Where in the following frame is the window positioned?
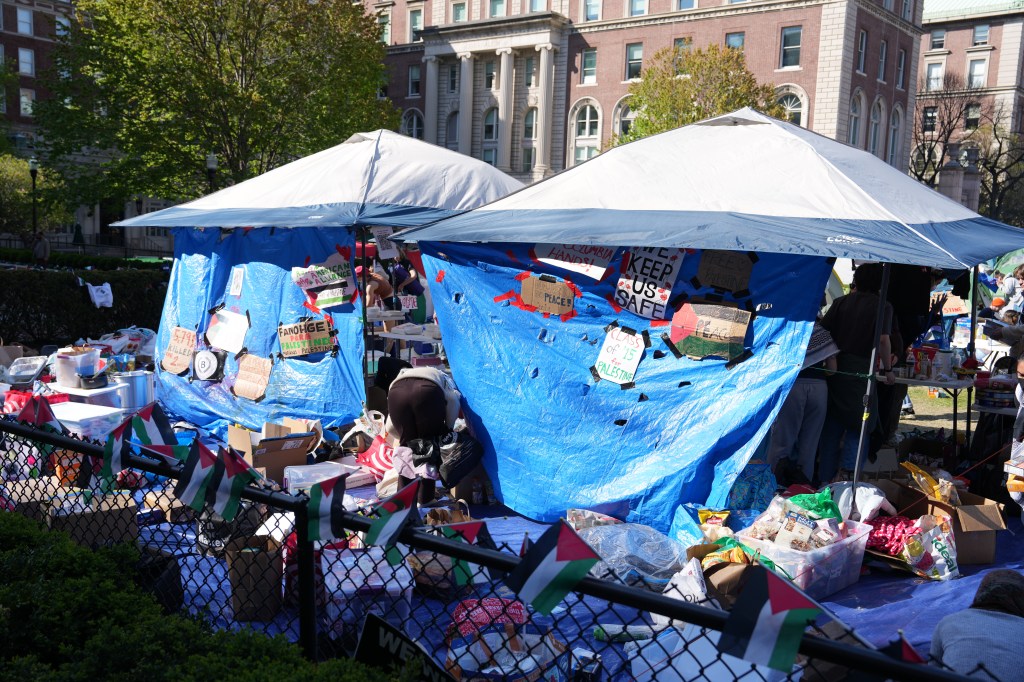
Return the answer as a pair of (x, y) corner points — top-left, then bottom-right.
(522, 148), (536, 172)
(401, 110), (424, 139)
(56, 16), (70, 36)
(581, 48), (597, 84)
(525, 57), (536, 87)
(974, 24), (990, 46)
(408, 9), (422, 42)
(378, 13), (390, 44)
(616, 103), (636, 136)
(446, 112), (459, 147)
(726, 32), (745, 51)
(896, 49), (906, 89)
(483, 108), (499, 140)
(573, 104), (600, 164)
(926, 63), (943, 91)
(883, 0), (893, 9)
(448, 64), (459, 92)
(778, 93), (803, 126)
(930, 30), (945, 50)
(19, 89), (34, 116)
(857, 30), (867, 72)
(530, 0), (545, 10)
(677, 0), (695, 8)
(923, 106), (937, 133)
(629, 0), (647, 16)
(17, 8), (32, 35)
(969, 59), (986, 88)
(868, 100), (883, 156)
(901, 0), (912, 21)
(18, 48), (34, 77)
(887, 109), (902, 167)
(490, 0), (506, 17)
(848, 94), (862, 146)
(625, 43), (642, 80)
(408, 65), (421, 96)
(482, 149), (497, 165)
(452, 1), (467, 21)
(780, 27), (801, 68)
(674, 37), (693, 52)
(966, 103), (981, 130)
(584, 0), (600, 21)
(524, 108), (538, 139)
(485, 61), (497, 89)
(877, 40), (887, 81)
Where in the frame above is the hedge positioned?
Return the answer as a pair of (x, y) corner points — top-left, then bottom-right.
(0, 269), (169, 349)
(0, 247), (168, 271)
(0, 512), (400, 682)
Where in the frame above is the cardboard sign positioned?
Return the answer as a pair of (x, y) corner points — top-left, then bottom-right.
(614, 247), (685, 320)
(371, 226), (400, 260)
(400, 295), (419, 311)
(696, 250), (755, 294)
(228, 266), (245, 297)
(534, 243), (615, 280)
(670, 301), (751, 361)
(278, 319), (335, 357)
(234, 354), (272, 402)
(309, 285), (354, 309)
(931, 292), (968, 317)
(161, 326), (196, 375)
(292, 252), (354, 290)
(206, 309), (249, 354)
(356, 614), (454, 682)
(594, 326), (644, 384)
(521, 275), (576, 316)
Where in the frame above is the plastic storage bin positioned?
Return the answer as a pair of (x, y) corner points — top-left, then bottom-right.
(322, 547), (413, 646)
(50, 402), (125, 440)
(736, 520), (871, 599)
(283, 461), (364, 494)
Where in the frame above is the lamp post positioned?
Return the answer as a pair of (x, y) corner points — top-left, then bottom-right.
(205, 152), (218, 193)
(28, 157), (38, 236)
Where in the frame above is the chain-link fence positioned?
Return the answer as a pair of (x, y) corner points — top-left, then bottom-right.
(0, 416), (994, 681)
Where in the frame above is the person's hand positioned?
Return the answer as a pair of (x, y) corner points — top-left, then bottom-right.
(883, 368), (895, 385)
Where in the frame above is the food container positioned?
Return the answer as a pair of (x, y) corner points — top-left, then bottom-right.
(6, 356), (48, 386)
(110, 370), (155, 410)
(50, 402), (125, 440)
(56, 347), (101, 388)
(283, 461), (366, 494)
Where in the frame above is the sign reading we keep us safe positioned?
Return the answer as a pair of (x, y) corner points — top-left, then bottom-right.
(613, 247), (685, 320)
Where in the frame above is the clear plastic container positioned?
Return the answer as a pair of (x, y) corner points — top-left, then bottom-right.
(6, 356), (47, 385)
(283, 461), (361, 494)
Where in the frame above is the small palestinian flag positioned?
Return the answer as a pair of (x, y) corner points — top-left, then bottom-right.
(137, 442), (192, 465)
(173, 442), (219, 512)
(308, 473), (350, 542)
(364, 479), (419, 563)
(880, 632), (926, 664)
(207, 447), (257, 522)
(131, 402), (176, 446)
(718, 566), (821, 672)
(440, 521), (497, 585)
(17, 395), (65, 434)
(503, 519), (600, 615)
(98, 418), (133, 481)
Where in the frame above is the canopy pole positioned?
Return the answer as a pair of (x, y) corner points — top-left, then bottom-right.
(849, 263), (891, 522)
(361, 226), (370, 381)
(966, 265), (978, 452)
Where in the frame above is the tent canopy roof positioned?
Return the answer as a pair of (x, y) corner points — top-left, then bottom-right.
(395, 108), (1024, 270)
(114, 130), (523, 230)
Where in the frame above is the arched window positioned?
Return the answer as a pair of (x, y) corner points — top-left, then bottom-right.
(614, 100), (637, 137)
(572, 103), (600, 165)
(778, 93), (803, 127)
(848, 94), (862, 147)
(446, 111), (459, 150)
(483, 108), (499, 141)
(401, 110), (424, 139)
(887, 108), (902, 168)
(868, 100), (884, 156)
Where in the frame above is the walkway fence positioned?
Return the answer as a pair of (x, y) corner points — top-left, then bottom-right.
(0, 416), (992, 681)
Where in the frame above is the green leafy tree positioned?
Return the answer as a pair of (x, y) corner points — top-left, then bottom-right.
(614, 44), (785, 146)
(0, 155), (71, 238)
(34, 0), (400, 208)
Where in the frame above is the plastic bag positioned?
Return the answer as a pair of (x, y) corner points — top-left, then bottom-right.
(653, 557), (717, 626)
(829, 482), (897, 522)
(786, 489), (842, 520)
(579, 523), (688, 589)
(900, 514), (959, 581)
(567, 508), (622, 531)
(726, 459), (777, 512)
(901, 461), (961, 505)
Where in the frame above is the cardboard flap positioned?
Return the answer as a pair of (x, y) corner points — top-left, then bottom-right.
(955, 493), (1007, 531)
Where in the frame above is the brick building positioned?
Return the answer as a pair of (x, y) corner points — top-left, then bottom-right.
(366, 0), (924, 184)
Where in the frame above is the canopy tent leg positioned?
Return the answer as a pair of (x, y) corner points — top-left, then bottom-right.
(966, 265), (978, 453)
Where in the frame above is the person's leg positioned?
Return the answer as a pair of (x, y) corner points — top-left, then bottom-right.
(794, 379), (828, 482)
(816, 412), (844, 485)
(766, 383), (805, 472)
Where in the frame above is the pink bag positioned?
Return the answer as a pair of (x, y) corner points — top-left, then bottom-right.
(357, 435), (394, 480)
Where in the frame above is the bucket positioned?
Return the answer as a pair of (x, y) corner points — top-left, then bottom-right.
(111, 370), (155, 410)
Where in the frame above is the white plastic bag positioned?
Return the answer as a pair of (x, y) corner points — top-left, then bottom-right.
(830, 482), (897, 522)
(86, 282), (113, 308)
(652, 558), (719, 627)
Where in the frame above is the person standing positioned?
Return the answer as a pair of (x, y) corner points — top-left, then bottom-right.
(32, 233), (50, 267)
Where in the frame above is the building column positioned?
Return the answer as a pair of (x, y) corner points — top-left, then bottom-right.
(423, 56), (439, 144)
(496, 48), (514, 172)
(458, 53), (474, 156)
(536, 43), (555, 175)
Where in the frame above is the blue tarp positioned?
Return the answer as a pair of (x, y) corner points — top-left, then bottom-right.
(156, 226), (364, 438)
(419, 242), (832, 537)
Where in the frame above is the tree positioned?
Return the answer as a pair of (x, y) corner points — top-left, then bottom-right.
(34, 0), (400, 208)
(969, 102), (1024, 226)
(0, 155), (72, 238)
(910, 72), (976, 186)
(613, 44), (785, 146)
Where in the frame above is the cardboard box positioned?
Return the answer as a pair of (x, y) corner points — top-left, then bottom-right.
(144, 488), (196, 524)
(225, 535), (282, 621)
(3, 475), (65, 522)
(872, 479), (1006, 564)
(46, 491), (138, 549)
(227, 419), (320, 484)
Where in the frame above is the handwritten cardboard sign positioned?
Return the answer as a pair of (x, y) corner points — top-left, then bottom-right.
(613, 247), (685, 320)
(931, 292), (968, 317)
(206, 309), (249, 354)
(695, 250), (755, 293)
(371, 226), (400, 260)
(161, 326), (195, 375)
(534, 243), (615, 280)
(278, 319), (335, 358)
(670, 301), (751, 361)
(594, 326), (644, 384)
(234, 354), (272, 402)
(292, 253), (353, 290)
(400, 295), (419, 311)
(521, 275), (576, 316)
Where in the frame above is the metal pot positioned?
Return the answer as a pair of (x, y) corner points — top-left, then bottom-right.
(111, 370), (155, 410)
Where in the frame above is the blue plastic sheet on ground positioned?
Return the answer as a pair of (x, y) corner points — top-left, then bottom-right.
(156, 227), (365, 439)
(419, 242), (831, 535)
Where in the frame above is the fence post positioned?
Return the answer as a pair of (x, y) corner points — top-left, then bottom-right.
(294, 503), (318, 661)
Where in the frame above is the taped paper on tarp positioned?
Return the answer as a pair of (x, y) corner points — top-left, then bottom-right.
(418, 241), (829, 534)
(155, 226), (364, 439)
(161, 326), (195, 375)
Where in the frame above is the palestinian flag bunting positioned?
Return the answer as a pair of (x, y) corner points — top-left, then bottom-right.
(717, 566), (821, 672)
(440, 521), (497, 585)
(308, 473), (349, 542)
(98, 418), (133, 481)
(137, 443), (192, 465)
(879, 632), (925, 664)
(503, 519), (600, 615)
(207, 447), (257, 522)
(173, 442), (219, 512)
(364, 479), (420, 549)
(131, 403), (176, 446)
(17, 395), (64, 433)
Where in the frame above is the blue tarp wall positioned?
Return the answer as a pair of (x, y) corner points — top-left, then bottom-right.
(419, 242), (832, 538)
(156, 226), (365, 438)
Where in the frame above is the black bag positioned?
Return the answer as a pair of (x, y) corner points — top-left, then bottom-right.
(437, 430), (484, 488)
(408, 437), (442, 467)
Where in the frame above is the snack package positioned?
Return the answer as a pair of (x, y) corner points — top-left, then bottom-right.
(899, 514), (959, 581)
(700, 524), (734, 543)
(567, 508), (622, 531)
(810, 518), (842, 549)
(700, 543), (749, 570)
(698, 509), (730, 526)
(773, 511), (816, 551)
(901, 461), (962, 505)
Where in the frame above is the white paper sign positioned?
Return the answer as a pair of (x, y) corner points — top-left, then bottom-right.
(534, 243), (616, 280)
(228, 266), (245, 297)
(372, 226), (400, 260)
(205, 309), (249, 354)
(613, 247), (685, 320)
(400, 295), (418, 311)
(291, 252), (353, 290)
(594, 326), (644, 385)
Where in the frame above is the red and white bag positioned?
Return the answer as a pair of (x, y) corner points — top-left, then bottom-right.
(356, 435), (394, 481)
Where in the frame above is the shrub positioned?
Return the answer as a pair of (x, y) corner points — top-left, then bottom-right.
(0, 247), (168, 271)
